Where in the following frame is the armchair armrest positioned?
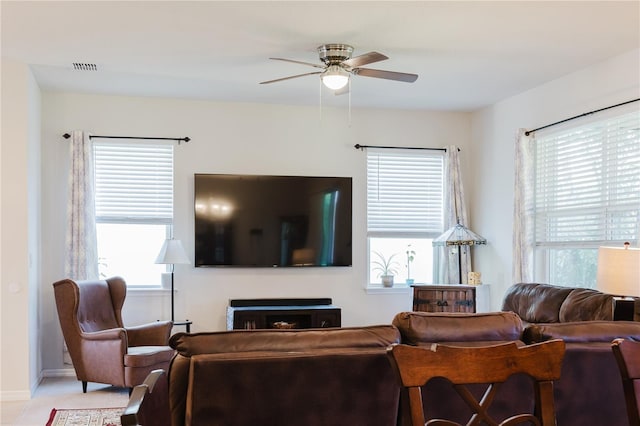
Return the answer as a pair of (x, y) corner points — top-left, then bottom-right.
(77, 328), (128, 382)
(121, 369), (170, 426)
(127, 321), (172, 346)
(82, 328), (127, 341)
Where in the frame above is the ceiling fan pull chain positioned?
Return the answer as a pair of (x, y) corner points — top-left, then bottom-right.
(319, 78), (323, 122)
(348, 79), (352, 127)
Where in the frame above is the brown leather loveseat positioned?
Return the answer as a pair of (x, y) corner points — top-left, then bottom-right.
(394, 309), (640, 426)
(501, 282), (617, 324)
(166, 325), (401, 426)
(502, 282), (640, 425)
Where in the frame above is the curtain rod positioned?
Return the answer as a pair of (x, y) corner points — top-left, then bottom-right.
(354, 144), (459, 152)
(524, 98), (640, 136)
(63, 133), (191, 144)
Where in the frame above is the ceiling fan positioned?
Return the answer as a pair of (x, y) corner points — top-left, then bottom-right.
(259, 43), (418, 91)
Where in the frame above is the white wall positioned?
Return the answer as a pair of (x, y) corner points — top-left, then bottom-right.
(40, 93), (471, 371)
(469, 49), (640, 310)
(1, 60), (41, 400)
(9, 47), (637, 388)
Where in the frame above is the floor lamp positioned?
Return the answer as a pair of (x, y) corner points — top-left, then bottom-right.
(155, 238), (190, 323)
(433, 223), (487, 284)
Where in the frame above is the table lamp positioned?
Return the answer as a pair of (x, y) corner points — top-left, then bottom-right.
(155, 238), (190, 322)
(597, 242), (639, 321)
(597, 242), (640, 298)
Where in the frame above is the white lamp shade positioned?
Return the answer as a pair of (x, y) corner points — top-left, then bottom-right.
(596, 245), (640, 297)
(321, 65), (349, 90)
(155, 239), (190, 265)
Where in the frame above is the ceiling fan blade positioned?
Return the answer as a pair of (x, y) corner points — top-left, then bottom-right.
(342, 52), (388, 68)
(259, 71), (322, 85)
(353, 68), (418, 83)
(269, 57), (325, 69)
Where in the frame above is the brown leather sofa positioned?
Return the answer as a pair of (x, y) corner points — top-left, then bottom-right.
(500, 282), (640, 425)
(167, 325), (401, 426)
(501, 282), (617, 324)
(523, 319), (640, 425)
(394, 310), (640, 426)
(391, 311), (534, 425)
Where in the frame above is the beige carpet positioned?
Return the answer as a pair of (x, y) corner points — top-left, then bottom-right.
(46, 408), (123, 426)
(2, 376), (129, 426)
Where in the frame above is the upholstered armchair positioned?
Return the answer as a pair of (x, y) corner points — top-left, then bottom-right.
(53, 276), (175, 393)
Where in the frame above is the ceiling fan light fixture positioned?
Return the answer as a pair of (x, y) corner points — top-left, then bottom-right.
(321, 65), (349, 90)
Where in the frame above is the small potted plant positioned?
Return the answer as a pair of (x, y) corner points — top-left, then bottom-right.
(405, 245), (416, 284)
(372, 251), (400, 287)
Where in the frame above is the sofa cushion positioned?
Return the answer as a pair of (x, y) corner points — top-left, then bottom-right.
(501, 283), (573, 323)
(392, 311), (523, 345)
(558, 288), (614, 322)
(169, 325), (400, 356)
(183, 350), (400, 426)
(124, 346), (175, 367)
(523, 321), (640, 344)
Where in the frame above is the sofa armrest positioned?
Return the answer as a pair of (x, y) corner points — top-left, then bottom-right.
(127, 321), (172, 346)
(523, 321), (640, 344)
(121, 369), (170, 426)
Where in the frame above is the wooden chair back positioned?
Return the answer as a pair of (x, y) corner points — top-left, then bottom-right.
(612, 338), (640, 426)
(387, 340), (565, 426)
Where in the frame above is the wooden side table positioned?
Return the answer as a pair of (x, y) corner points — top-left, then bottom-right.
(412, 284), (491, 313)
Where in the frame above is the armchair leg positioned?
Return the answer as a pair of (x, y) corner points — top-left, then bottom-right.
(82, 381), (87, 393)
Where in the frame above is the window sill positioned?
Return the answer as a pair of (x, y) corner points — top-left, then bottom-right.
(365, 285), (412, 295)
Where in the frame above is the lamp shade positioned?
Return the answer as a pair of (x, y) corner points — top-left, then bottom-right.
(321, 65), (349, 90)
(596, 244), (640, 297)
(155, 238), (190, 265)
(432, 223), (487, 247)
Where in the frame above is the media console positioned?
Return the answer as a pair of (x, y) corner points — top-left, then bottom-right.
(226, 298), (341, 330)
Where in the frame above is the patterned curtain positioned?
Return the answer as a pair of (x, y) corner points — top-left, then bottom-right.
(64, 130), (98, 280)
(512, 129), (535, 283)
(435, 145), (470, 284)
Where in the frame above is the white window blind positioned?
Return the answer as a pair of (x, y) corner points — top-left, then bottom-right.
(94, 142), (174, 224)
(367, 149), (444, 235)
(535, 110), (640, 246)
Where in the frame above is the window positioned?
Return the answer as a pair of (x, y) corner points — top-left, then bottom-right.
(94, 142), (174, 287)
(367, 149), (444, 287)
(534, 110), (640, 287)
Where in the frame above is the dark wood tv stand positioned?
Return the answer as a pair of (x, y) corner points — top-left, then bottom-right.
(226, 298), (341, 330)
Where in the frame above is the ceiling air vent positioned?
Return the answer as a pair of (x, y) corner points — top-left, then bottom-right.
(72, 63), (97, 71)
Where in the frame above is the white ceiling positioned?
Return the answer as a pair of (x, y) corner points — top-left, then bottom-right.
(2, 1), (639, 111)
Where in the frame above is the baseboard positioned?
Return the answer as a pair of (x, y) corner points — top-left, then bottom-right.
(1, 369), (75, 401)
(42, 368), (76, 378)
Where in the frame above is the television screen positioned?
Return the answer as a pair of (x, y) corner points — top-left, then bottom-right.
(194, 174), (352, 267)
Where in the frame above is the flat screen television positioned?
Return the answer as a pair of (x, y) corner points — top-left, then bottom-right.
(194, 174), (352, 267)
